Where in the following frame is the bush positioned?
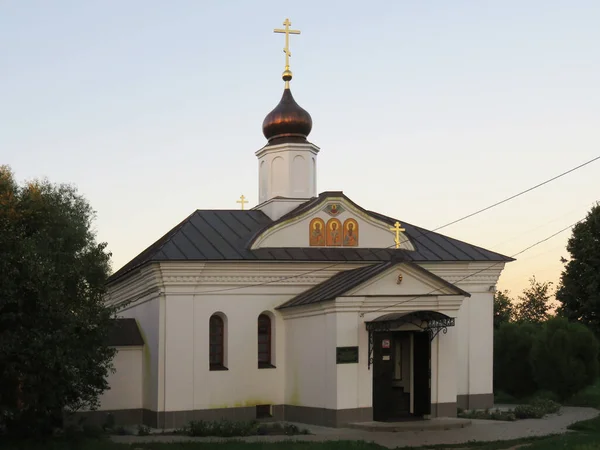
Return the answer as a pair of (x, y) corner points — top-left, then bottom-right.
(458, 408), (516, 421)
(182, 419), (258, 437)
(514, 404), (545, 419)
(530, 398), (561, 415)
(256, 422), (310, 435)
(530, 317), (600, 400)
(494, 322), (539, 397)
(177, 420), (310, 437)
(137, 424), (151, 436)
(567, 378), (600, 408)
(514, 398), (561, 419)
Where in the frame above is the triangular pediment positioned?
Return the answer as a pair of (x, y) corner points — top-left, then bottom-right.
(250, 192), (415, 251)
(277, 261), (469, 310)
(346, 262), (467, 298)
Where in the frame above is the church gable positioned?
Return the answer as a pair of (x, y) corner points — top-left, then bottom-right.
(346, 262), (469, 298)
(250, 192), (415, 251)
(277, 261), (468, 310)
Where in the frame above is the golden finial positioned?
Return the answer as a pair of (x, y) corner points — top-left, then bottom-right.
(389, 221), (406, 249)
(236, 194), (248, 210)
(274, 18), (301, 89)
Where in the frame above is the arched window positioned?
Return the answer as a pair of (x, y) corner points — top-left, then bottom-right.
(258, 314), (273, 368)
(209, 315), (226, 370)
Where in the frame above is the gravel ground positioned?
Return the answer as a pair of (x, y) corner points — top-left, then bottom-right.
(111, 406), (599, 449)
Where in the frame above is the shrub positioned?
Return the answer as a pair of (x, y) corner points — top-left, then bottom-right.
(530, 317), (600, 400)
(137, 424), (151, 436)
(457, 408), (516, 421)
(567, 379), (600, 408)
(183, 419), (258, 437)
(514, 404), (545, 419)
(494, 322), (539, 397)
(256, 422), (309, 435)
(530, 398), (561, 415)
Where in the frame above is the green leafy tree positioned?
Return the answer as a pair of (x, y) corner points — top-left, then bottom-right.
(530, 317), (599, 400)
(0, 165), (116, 437)
(514, 277), (553, 324)
(556, 203), (600, 335)
(494, 322), (538, 397)
(494, 290), (514, 329)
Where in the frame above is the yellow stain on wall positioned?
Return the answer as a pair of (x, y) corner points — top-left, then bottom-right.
(209, 403), (229, 409)
(289, 370), (301, 406)
(210, 398), (273, 409)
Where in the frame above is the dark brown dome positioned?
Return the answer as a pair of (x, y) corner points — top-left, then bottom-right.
(262, 88), (312, 144)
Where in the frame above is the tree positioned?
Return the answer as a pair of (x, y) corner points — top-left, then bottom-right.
(494, 290), (514, 329)
(494, 322), (538, 397)
(530, 317), (599, 400)
(514, 277), (553, 324)
(0, 165), (116, 437)
(556, 203), (600, 335)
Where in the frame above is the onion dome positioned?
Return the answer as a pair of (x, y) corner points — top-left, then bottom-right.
(262, 87), (313, 144)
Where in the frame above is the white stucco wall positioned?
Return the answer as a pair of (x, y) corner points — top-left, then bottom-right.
(163, 292), (287, 411)
(255, 142), (319, 204)
(118, 296), (162, 411)
(419, 262), (503, 401)
(465, 292), (494, 397)
(104, 258), (503, 417)
(284, 313), (337, 409)
(334, 311), (371, 410)
(97, 347), (143, 411)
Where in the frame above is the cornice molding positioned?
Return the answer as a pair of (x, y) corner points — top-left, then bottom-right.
(161, 274), (322, 285)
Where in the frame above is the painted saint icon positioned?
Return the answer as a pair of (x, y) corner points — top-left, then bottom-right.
(326, 218), (342, 246)
(309, 218), (326, 246)
(343, 219), (359, 246)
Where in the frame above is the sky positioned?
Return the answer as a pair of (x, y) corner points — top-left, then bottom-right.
(1, 0), (599, 299)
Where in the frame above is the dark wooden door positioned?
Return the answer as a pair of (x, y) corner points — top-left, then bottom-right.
(372, 331), (394, 421)
(413, 331), (431, 416)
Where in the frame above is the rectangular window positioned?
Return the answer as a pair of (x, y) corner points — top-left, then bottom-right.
(256, 404), (272, 419)
(258, 314), (274, 368)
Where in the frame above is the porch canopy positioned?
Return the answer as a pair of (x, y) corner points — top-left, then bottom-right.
(365, 310), (455, 339)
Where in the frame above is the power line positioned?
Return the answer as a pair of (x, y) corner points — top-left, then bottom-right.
(189, 155), (598, 296)
(429, 155), (599, 233)
(360, 219), (581, 317)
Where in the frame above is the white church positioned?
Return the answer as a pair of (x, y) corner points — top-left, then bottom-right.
(94, 20), (512, 429)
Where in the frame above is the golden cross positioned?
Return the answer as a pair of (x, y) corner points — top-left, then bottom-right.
(274, 18), (300, 87)
(389, 221), (406, 249)
(236, 195), (248, 210)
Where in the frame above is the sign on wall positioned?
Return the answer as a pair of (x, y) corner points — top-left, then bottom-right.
(382, 339), (391, 349)
(336, 346), (359, 364)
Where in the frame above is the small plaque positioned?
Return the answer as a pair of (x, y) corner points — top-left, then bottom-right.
(382, 339), (391, 349)
(382, 355), (391, 361)
(336, 346), (359, 364)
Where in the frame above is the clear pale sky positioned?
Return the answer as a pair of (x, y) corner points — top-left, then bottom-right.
(2, 1), (599, 299)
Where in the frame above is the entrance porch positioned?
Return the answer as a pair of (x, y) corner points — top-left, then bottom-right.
(365, 311), (456, 422)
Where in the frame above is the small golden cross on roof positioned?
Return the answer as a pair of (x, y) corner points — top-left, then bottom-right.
(274, 18), (301, 88)
(389, 221), (406, 249)
(236, 195), (248, 210)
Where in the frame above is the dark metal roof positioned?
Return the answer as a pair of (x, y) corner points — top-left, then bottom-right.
(106, 318), (144, 347)
(277, 262), (394, 309)
(108, 192), (513, 284)
(276, 261), (470, 310)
